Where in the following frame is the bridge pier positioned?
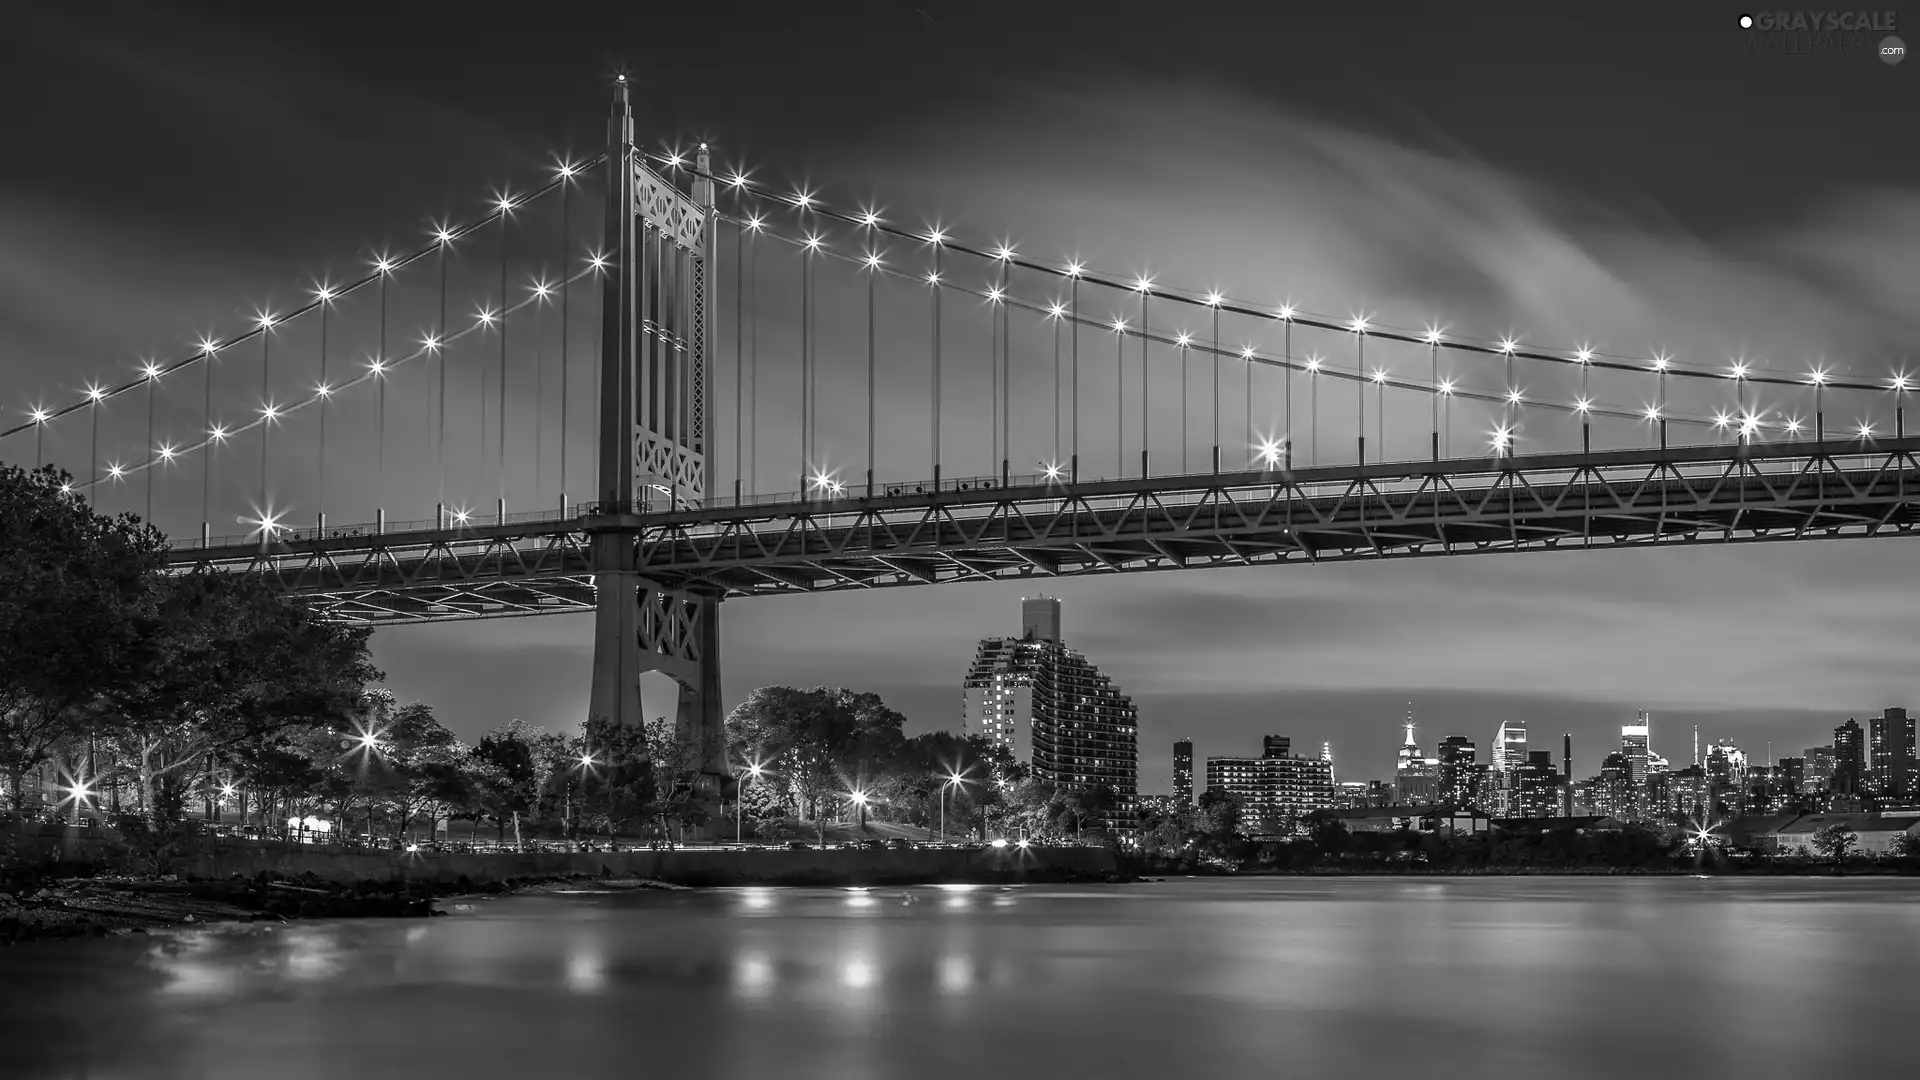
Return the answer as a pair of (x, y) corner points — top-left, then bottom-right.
(587, 524), (727, 838)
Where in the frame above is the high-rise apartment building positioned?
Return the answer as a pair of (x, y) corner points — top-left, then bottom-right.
(1173, 740), (1194, 807)
(1512, 750), (1564, 818)
(1833, 720), (1866, 794)
(1869, 707), (1917, 802)
(1205, 736), (1336, 832)
(962, 597), (1138, 833)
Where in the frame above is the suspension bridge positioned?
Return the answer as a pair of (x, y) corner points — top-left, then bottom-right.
(6, 81), (1919, 803)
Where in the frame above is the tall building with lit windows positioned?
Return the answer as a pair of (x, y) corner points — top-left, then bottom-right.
(1487, 721), (1527, 814)
(1173, 740), (1194, 807)
(1206, 736), (1336, 832)
(962, 597), (1138, 833)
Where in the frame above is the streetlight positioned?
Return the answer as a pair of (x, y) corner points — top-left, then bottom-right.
(848, 789), (870, 830)
(737, 760), (765, 844)
(940, 768), (971, 845)
(568, 748), (596, 846)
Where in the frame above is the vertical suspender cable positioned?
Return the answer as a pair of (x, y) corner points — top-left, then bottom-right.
(1211, 305), (1221, 474)
(931, 243), (943, 487)
(1283, 321), (1293, 470)
(735, 219), (744, 503)
(1116, 324), (1124, 479)
(203, 348), (214, 537)
(1070, 276), (1080, 482)
(377, 268), (387, 520)
(259, 324), (271, 515)
(1139, 290), (1148, 479)
(866, 255), (876, 497)
(560, 179), (571, 512)
(498, 206), (509, 523)
(437, 237), (449, 523)
(318, 296), (328, 530)
(749, 224), (759, 497)
(1181, 339), (1190, 474)
(1000, 259), (1010, 486)
(1051, 303), (1061, 471)
(144, 369), (156, 524)
(801, 240), (812, 495)
(1355, 332), (1365, 467)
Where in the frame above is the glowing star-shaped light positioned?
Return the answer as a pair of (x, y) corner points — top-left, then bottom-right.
(29, 407), (49, 424)
(1892, 374), (1912, 392)
(1372, 369), (1388, 384)
(925, 271), (941, 286)
(452, 509), (472, 525)
(421, 334), (442, 352)
(1729, 362), (1749, 380)
(1275, 304), (1296, 321)
(200, 338), (220, 355)
(1204, 291), (1224, 307)
(588, 251), (610, 270)
(107, 464), (125, 479)
(1807, 368), (1828, 385)
(1423, 327), (1444, 345)
(1047, 302), (1066, 319)
(368, 360), (387, 377)
(665, 154), (685, 169)
(209, 425), (229, 442)
(1712, 412), (1731, 428)
(557, 160), (579, 179)
(158, 445), (176, 460)
(727, 172), (748, 188)
(1857, 422), (1876, 438)
(249, 512), (283, 537)
(1256, 437), (1285, 466)
(314, 383), (332, 398)
(1111, 318), (1128, 333)
(743, 216), (764, 233)
(1064, 260), (1085, 277)
(1490, 427), (1512, 449)
(792, 191), (816, 211)
(1175, 332), (1192, 347)
(1498, 337), (1518, 355)
(142, 363), (163, 379)
(925, 227), (947, 245)
(260, 403), (280, 421)
(1133, 276), (1154, 293)
(1506, 388), (1523, 405)
(1240, 346), (1256, 359)
(1575, 398), (1592, 413)
(1438, 379), (1455, 396)
(863, 252), (882, 269)
(374, 256), (395, 274)
(315, 285), (337, 303)
(85, 385), (106, 402)
(1041, 462), (1063, 480)
(1644, 406), (1662, 421)
(531, 279), (553, 300)
(494, 194), (515, 214)
(1575, 347), (1593, 363)
(1348, 315), (1370, 334)
(986, 287), (1005, 303)
(434, 226), (455, 245)
(256, 313), (276, 330)
(1651, 353), (1671, 372)
(803, 234), (822, 250)
(994, 246), (1016, 262)
(475, 307), (498, 326)
(1304, 356), (1322, 373)
(858, 209), (881, 227)
(1785, 418), (1803, 434)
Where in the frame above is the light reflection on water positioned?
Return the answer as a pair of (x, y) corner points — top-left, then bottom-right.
(1, 877), (1918, 1079)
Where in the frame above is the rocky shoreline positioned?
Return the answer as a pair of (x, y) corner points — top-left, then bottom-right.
(0, 872), (688, 945)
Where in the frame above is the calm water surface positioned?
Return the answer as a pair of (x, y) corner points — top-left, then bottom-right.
(3, 877), (1917, 1079)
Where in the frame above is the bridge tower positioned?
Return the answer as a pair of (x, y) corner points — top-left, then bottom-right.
(585, 78), (726, 822)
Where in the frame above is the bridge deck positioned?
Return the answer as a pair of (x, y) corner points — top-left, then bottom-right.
(166, 440), (1920, 623)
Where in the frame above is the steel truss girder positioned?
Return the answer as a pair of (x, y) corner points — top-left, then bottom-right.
(169, 442), (1920, 623)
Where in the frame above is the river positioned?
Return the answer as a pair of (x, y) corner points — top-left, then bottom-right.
(2, 876), (1916, 1078)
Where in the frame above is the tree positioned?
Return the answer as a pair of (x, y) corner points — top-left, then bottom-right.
(1810, 821), (1858, 862)
(106, 570), (379, 828)
(0, 464), (167, 810)
(724, 686), (909, 844)
(579, 716), (655, 846)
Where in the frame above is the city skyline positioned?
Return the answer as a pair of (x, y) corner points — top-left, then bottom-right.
(6, 8), (1918, 794)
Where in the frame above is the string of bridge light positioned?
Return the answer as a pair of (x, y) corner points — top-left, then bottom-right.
(2, 153), (608, 446)
(729, 214), (1903, 442)
(63, 261), (601, 495)
(657, 151), (1913, 399)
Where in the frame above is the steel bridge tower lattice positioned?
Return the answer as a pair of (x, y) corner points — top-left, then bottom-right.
(585, 79), (725, 818)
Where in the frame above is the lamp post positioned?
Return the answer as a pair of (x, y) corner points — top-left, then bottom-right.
(570, 749), (595, 848)
(940, 769), (970, 844)
(849, 789), (870, 830)
(737, 761), (764, 844)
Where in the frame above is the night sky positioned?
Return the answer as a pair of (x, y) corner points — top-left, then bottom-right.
(6, 3), (1917, 790)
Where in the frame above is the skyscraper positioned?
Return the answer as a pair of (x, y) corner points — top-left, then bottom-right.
(1488, 721), (1527, 815)
(1173, 740), (1194, 807)
(1437, 735), (1479, 807)
(961, 597), (1138, 833)
(1833, 719), (1866, 795)
(1621, 713), (1651, 817)
(1869, 707), (1917, 802)
(1394, 720), (1440, 805)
